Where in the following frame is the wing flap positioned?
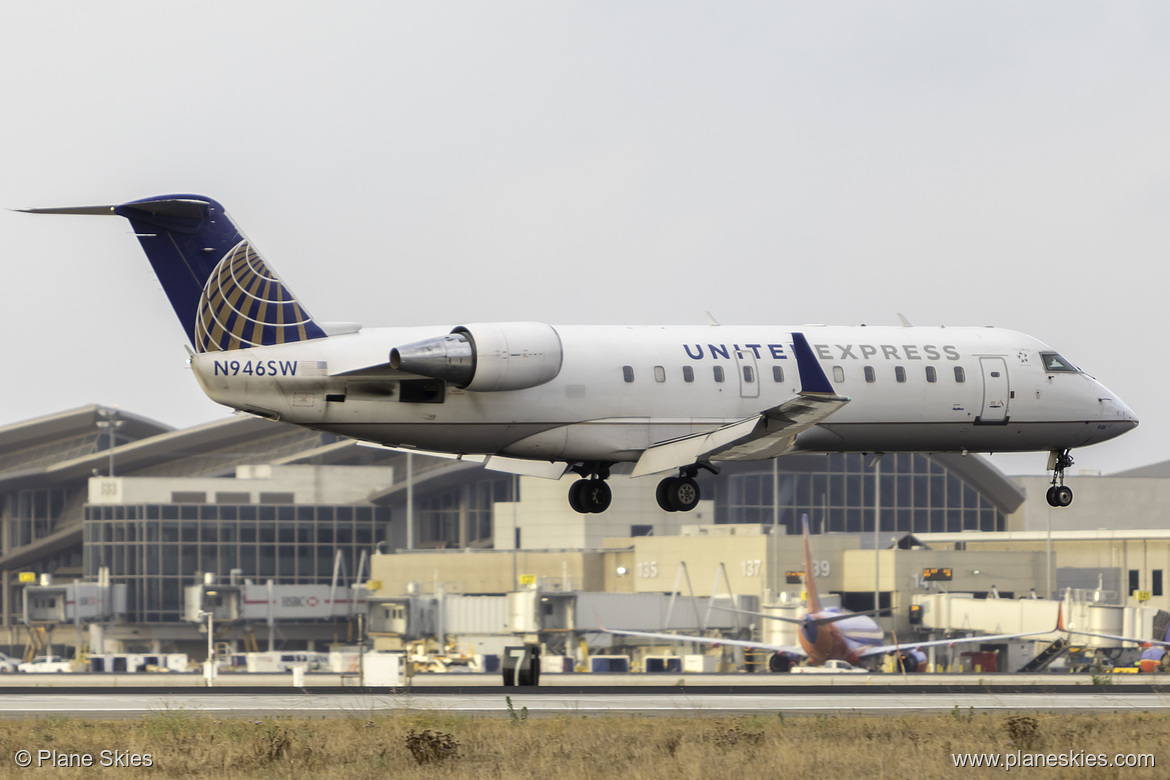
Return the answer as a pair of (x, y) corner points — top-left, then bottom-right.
(631, 416), (760, 477)
(630, 393), (848, 477)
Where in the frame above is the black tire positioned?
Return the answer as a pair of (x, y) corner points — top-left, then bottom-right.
(667, 477), (701, 512)
(568, 480), (589, 514)
(582, 480), (612, 513)
(656, 478), (676, 512)
(1045, 486), (1059, 507)
(1054, 485), (1073, 507)
(768, 652), (794, 673)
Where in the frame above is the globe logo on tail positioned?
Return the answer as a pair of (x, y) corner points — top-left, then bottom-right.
(195, 241), (322, 353)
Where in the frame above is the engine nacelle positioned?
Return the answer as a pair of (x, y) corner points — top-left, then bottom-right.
(390, 322), (563, 392)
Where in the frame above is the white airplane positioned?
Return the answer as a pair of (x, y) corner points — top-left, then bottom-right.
(603, 515), (1062, 672)
(23, 195), (1138, 513)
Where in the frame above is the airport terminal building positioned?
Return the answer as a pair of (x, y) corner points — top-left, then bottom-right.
(0, 404), (1165, 662)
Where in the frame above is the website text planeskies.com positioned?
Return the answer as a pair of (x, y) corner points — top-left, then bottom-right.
(953, 750), (1154, 770)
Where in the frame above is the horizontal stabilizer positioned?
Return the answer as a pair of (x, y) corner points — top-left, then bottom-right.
(17, 204), (116, 216)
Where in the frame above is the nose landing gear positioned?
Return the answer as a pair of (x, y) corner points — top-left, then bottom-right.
(1046, 449), (1074, 507)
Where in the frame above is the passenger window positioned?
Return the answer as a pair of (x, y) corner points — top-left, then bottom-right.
(622, 366), (635, 383)
(713, 366), (725, 383)
(954, 366), (965, 383)
(895, 366), (906, 383)
(682, 366), (694, 383)
(832, 366), (845, 383)
(925, 366), (937, 383)
(864, 366), (875, 383)
(654, 366), (666, 383)
(772, 366), (784, 383)
(742, 366), (754, 383)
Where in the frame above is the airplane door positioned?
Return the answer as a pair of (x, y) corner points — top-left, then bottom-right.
(978, 357), (1009, 423)
(736, 350), (759, 399)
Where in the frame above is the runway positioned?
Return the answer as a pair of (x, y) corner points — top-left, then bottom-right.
(2, 686), (1170, 719)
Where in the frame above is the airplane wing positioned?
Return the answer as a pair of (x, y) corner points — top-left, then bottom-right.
(631, 333), (849, 477)
(857, 628), (1058, 659)
(1057, 606), (1170, 648)
(600, 625), (805, 657)
(858, 604), (1065, 658)
(356, 442), (571, 479)
(1060, 627), (1170, 648)
(713, 604), (889, 626)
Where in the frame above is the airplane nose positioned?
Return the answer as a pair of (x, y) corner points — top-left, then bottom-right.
(1101, 394), (1139, 430)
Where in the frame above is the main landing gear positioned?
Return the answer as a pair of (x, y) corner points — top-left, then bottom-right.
(568, 464), (612, 514)
(1046, 449), (1074, 508)
(565, 462), (716, 514)
(655, 463), (718, 513)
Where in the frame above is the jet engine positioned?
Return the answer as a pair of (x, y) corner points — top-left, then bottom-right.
(389, 322), (563, 392)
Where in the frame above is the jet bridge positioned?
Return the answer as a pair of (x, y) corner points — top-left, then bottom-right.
(912, 591), (1166, 649)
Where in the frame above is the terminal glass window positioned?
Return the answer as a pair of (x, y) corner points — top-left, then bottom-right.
(84, 502), (390, 623)
(710, 452), (1004, 536)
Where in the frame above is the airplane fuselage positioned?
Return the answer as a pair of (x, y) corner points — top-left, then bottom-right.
(190, 324), (1137, 464)
(24, 194), (1138, 512)
(799, 609), (884, 667)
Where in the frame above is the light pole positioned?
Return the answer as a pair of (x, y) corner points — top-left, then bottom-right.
(95, 407), (123, 477)
(199, 610), (215, 686)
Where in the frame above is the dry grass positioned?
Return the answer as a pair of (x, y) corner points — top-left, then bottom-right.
(0, 708), (1164, 778)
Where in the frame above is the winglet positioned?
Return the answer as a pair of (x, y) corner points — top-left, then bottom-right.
(792, 332), (833, 395)
(1056, 602), (1065, 633)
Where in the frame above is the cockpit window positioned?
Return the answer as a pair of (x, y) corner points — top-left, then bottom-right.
(1040, 352), (1079, 373)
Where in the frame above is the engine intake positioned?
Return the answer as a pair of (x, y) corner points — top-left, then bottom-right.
(390, 322), (563, 392)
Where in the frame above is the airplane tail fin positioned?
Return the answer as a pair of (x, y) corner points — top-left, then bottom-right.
(22, 195), (327, 353)
(801, 514), (822, 613)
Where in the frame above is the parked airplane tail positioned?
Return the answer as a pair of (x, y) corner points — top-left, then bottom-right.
(22, 195), (326, 353)
(801, 514), (822, 613)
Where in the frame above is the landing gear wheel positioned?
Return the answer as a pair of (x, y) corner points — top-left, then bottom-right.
(1046, 449), (1075, 508)
(569, 479), (611, 514)
(656, 476), (700, 512)
(569, 480), (588, 513)
(656, 478), (675, 512)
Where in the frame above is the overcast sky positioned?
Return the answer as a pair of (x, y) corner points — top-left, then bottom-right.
(1, 3), (1165, 477)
